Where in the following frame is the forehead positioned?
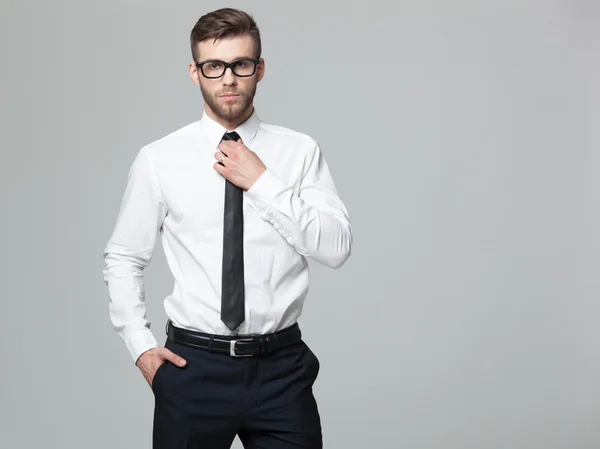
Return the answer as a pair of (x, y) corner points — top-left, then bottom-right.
(197, 35), (255, 61)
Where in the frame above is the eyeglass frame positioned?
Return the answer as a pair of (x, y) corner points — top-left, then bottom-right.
(194, 57), (261, 79)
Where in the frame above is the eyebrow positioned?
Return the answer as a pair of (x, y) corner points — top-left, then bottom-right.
(202, 56), (255, 61)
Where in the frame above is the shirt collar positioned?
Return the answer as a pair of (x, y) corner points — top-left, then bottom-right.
(199, 107), (260, 149)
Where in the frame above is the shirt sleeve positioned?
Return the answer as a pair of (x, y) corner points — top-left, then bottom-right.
(102, 146), (167, 364)
(245, 140), (352, 268)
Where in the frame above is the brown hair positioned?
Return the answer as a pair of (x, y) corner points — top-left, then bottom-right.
(190, 8), (262, 62)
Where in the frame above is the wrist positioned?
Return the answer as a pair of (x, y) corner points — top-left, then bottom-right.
(248, 166), (266, 190)
(245, 167), (288, 211)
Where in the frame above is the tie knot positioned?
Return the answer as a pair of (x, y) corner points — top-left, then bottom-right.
(222, 131), (241, 142)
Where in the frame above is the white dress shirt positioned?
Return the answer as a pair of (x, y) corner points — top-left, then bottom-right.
(102, 109), (352, 363)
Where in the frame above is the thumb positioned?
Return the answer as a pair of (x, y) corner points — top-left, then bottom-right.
(162, 348), (187, 367)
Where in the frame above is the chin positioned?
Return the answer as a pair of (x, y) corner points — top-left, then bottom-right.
(219, 104), (249, 120)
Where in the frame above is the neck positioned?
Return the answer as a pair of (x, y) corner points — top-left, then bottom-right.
(205, 105), (254, 131)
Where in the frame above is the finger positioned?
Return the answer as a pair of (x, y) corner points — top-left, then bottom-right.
(161, 348), (187, 367)
(214, 161), (230, 178)
(221, 140), (244, 155)
(214, 151), (227, 165)
(219, 141), (235, 155)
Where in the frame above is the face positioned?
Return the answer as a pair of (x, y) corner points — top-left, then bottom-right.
(189, 34), (265, 125)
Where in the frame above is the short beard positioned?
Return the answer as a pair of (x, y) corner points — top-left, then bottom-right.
(200, 82), (257, 123)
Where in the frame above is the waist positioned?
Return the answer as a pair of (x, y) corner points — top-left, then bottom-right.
(166, 320), (302, 357)
(163, 290), (308, 336)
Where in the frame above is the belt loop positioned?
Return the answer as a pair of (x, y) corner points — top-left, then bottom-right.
(271, 332), (277, 351)
(207, 335), (214, 352)
(259, 337), (266, 354)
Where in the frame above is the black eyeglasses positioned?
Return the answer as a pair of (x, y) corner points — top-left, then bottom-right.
(195, 57), (260, 79)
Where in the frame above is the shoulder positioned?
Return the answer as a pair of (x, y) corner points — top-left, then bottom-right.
(258, 121), (319, 149)
(142, 120), (201, 156)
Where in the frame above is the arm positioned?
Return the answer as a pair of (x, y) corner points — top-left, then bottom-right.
(245, 140), (352, 268)
(102, 146), (167, 364)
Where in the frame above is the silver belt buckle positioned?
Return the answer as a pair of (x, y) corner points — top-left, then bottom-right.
(229, 338), (254, 357)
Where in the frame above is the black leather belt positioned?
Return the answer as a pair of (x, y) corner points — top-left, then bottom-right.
(166, 320), (302, 357)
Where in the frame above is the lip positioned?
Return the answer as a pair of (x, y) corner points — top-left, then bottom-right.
(220, 93), (239, 100)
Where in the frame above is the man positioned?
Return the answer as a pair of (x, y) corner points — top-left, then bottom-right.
(103, 7), (352, 449)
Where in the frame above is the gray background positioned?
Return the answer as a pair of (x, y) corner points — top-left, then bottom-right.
(1, 0), (598, 448)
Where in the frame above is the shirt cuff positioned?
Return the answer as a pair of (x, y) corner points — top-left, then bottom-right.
(126, 327), (159, 365)
(245, 168), (287, 212)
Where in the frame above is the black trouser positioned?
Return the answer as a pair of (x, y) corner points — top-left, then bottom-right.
(151, 328), (322, 448)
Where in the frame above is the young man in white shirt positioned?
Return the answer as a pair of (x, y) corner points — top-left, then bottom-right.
(103, 7), (352, 449)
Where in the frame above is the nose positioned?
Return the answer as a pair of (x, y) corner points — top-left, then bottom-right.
(222, 67), (237, 86)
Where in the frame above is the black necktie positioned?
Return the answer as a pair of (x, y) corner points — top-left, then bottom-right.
(220, 131), (245, 330)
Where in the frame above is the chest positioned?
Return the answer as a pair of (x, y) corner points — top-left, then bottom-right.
(157, 141), (302, 235)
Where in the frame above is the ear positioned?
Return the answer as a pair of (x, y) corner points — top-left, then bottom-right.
(188, 61), (200, 86)
(256, 58), (265, 83)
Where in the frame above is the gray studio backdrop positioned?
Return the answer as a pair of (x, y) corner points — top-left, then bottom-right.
(1, 0), (598, 448)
